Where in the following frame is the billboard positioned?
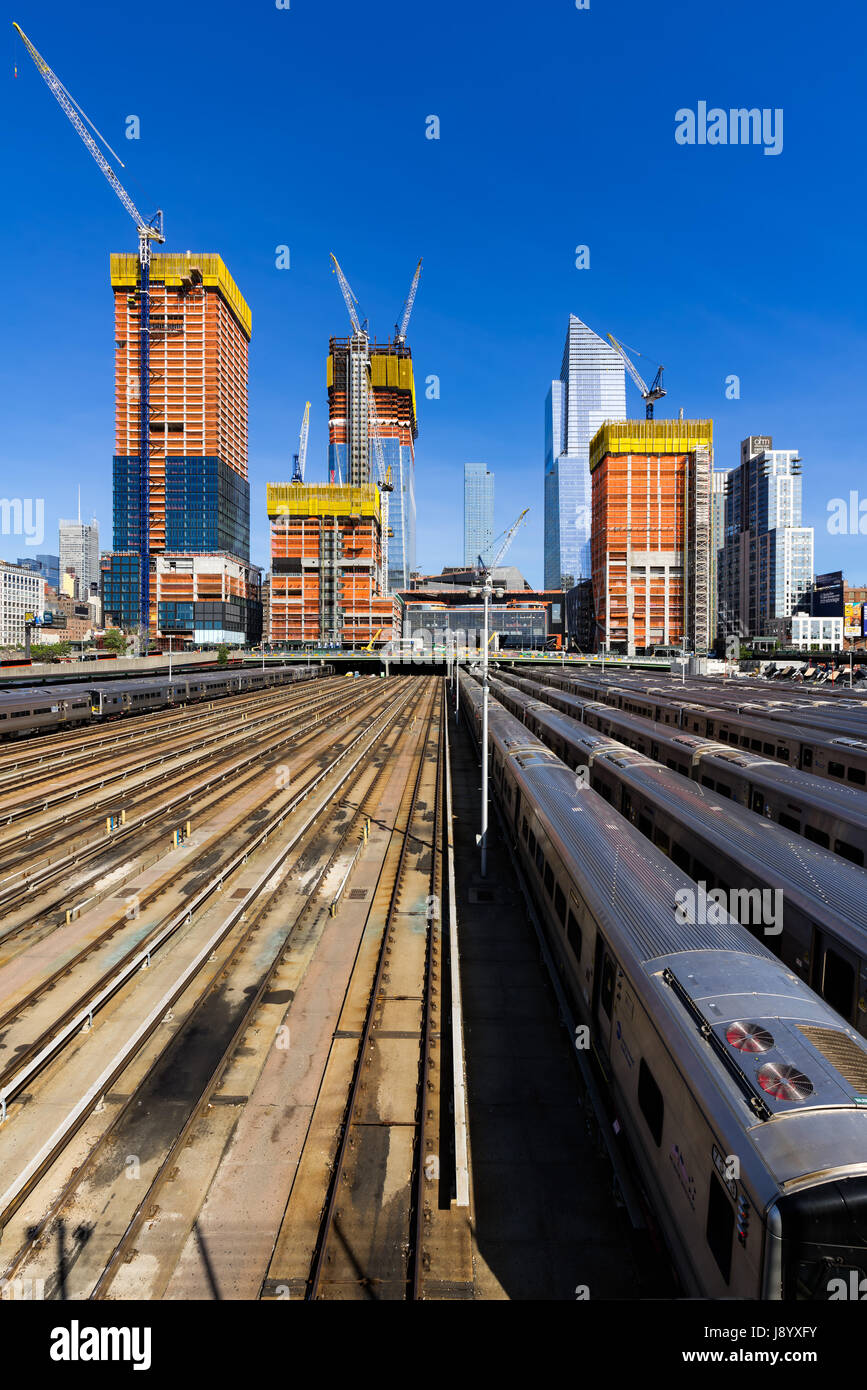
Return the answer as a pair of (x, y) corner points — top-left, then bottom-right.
(845, 602), (863, 638)
(812, 571), (845, 618)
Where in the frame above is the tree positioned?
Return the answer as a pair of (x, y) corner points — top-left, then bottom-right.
(217, 643), (229, 667)
(102, 627), (127, 654)
(30, 641), (70, 661)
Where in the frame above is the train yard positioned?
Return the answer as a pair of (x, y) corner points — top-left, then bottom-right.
(2, 660), (867, 1302)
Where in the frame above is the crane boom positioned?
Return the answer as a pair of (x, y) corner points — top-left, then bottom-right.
(606, 333), (666, 420)
(14, 21), (165, 640)
(329, 253), (362, 336)
(395, 258), (422, 345)
(479, 508), (530, 574)
(291, 401), (311, 484)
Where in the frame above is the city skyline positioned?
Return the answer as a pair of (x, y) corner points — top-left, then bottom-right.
(1, 0), (865, 591)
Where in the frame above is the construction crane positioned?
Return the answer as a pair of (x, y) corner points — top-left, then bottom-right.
(329, 253), (400, 592)
(394, 258), (422, 346)
(606, 334), (666, 420)
(291, 401), (311, 484)
(477, 507), (530, 577)
(14, 22), (165, 639)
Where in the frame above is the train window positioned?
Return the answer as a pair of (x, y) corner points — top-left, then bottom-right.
(829, 762), (845, 779)
(715, 782), (732, 798)
(802, 748), (813, 768)
(600, 956), (615, 1018)
(522, 817), (529, 841)
(653, 828), (670, 853)
(751, 739), (762, 751)
(705, 721), (714, 737)
(528, 829), (537, 858)
(651, 743), (659, 760)
(776, 747), (790, 762)
(706, 1172), (734, 1285)
(677, 764), (690, 778)
(544, 863), (555, 898)
(762, 743), (774, 756)
(804, 825), (830, 849)
(554, 883), (567, 925)
(847, 768), (866, 786)
(672, 843), (690, 872)
(701, 776), (714, 789)
(822, 948), (856, 1017)
(637, 1059), (664, 1147)
(751, 791), (765, 814)
(535, 842), (544, 874)
(693, 861), (712, 887)
(666, 760), (677, 770)
(718, 729), (729, 742)
(778, 812), (801, 833)
(834, 839), (864, 866)
(638, 815), (652, 837)
(565, 910), (582, 959)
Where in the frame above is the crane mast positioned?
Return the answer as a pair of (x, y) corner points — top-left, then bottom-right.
(14, 22), (165, 639)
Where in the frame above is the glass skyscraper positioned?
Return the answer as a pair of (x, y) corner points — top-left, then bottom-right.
(463, 462), (494, 566)
(544, 315), (625, 590)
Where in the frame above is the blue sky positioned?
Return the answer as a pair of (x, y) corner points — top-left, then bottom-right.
(2, 0), (865, 588)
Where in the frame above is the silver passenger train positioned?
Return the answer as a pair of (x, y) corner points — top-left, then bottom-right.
(460, 672), (867, 1300)
(0, 665), (332, 740)
(506, 670), (867, 866)
(484, 671), (867, 1037)
(527, 668), (867, 790)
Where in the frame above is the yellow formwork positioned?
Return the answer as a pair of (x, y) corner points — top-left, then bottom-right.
(589, 419), (713, 472)
(110, 252), (252, 339)
(266, 482), (381, 521)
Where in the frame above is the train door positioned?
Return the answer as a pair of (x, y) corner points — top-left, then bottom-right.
(811, 929), (858, 1024)
(592, 933), (618, 1058)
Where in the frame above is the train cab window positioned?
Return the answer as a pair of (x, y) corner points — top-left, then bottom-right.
(528, 829), (537, 858)
(706, 1172), (734, 1284)
(554, 883), (567, 925)
(822, 948), (856, 1018)
(565, 910), (582, 959)
(835, 839), (864, 866)
(829, 762), (845, 780)
(672, 843), (690, 872)
(848, 768), (866, 786)
(637, 1059), (664, 1148)
(544, 863), (555, 898)
(805, 825), (830, 849)
(778, 812), (801, 833)
(522, 817), (529, 842)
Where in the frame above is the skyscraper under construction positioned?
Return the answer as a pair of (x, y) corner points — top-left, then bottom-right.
(103, 252), (261, 644)
(326, 335), (418, 593)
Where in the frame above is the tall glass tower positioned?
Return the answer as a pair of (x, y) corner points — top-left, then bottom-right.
(544, 315), (625, 589)
(463, 462), (494, 566)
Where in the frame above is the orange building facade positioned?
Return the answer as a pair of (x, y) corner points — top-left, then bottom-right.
(590, 421), (713, 655)
(267, 484), (395, 647)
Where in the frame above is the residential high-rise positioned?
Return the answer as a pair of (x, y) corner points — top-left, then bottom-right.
(0, 560), (44, 648)
(59, 518), (99, 597)
(590, 420), (713, 655)
(327, 334), (418, 593)
(544, 315), (626, 590)
(720, 436), (813, 640)
(463, 463), (494, 566)
(103, 253), (261, 644)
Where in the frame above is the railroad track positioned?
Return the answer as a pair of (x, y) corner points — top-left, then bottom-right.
(0, 678), (430, 1296)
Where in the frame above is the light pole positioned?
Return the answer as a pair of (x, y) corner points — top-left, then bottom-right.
(468, 576), (504, 878)
(168, 634), (172, 680)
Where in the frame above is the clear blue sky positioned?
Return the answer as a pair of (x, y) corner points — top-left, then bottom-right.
(2, 0), (865, 587)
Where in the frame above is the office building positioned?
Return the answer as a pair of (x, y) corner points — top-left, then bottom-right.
(710, 470), (729, 643)
(0, 560), (44, 648)
(16, 554), (60, 589)
(720, 436), (813, 640)
(103, 252), (260, 643)
(59, 518), (99, 597)
(327, 333), (418, 593)
(267, 483), (395, 647)
(590, 420), (714, 655)
(545, 315), (626, 590)
(463, 463), (494, 566)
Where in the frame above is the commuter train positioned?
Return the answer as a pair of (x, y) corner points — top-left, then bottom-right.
(483, 671), (867, 1036)
(0, 665), (333, 740)
(503, 670), (867, 866)
(460, 673), (867, 1300)
(522, 668), (867, 790)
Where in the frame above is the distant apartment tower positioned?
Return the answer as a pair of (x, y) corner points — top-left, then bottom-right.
(545, 315), (626, 589)
(710, 470), (729, 642)
(720, 436), (813, 639)
(590, 420), (713, 655)
(463, 463), (494, 566)
(327, 333), (418, 593)
(59, 518), (99, 597)
(267, 484), (394, 648)
(0, 560), (43, 648)
(103, 253), (260, 644)
(16, 554), (60, 589)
